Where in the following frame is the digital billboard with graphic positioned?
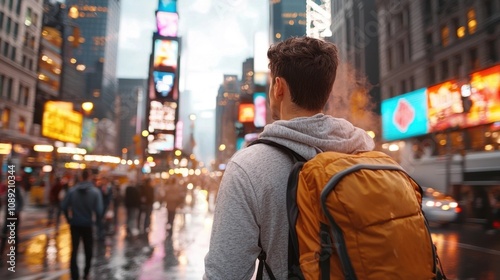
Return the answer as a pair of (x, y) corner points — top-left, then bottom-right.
(382, 88), (429, 141)
(152, 38), (178, 72)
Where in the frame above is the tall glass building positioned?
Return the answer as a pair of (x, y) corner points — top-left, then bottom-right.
(270, 0), (307, 44)
(63, 0), (120, 120)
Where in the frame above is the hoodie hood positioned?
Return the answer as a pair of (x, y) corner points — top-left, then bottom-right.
(74, 181), (94, 193)
(259, 113), (374, 160)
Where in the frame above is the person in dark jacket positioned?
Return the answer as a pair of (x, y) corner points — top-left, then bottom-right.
(47, 177), (63, 228)
(138, 178), (155, 233)
(96, 176), (113, 240)
(61, 169), (103, 280)
(124, 184), (140, 236)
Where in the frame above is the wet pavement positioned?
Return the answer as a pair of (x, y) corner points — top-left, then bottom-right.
(0, 193), (212, 280)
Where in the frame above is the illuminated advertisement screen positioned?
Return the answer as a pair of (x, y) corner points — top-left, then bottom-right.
(382, 88), (429, 141)
(153, 71), (177, 101)
(238, 103), (255, 123)
(42, 101), (83, 144)
(153, 39), (178, 72)
(469, 64), (500, 124)
(253, 92), (267, 127)
(148, 100), (177, 131)
(148, 133), (175, 152)
(156, 11), (178, 37)
(158, 0), (177, 12)
(427, 80), (465, 132)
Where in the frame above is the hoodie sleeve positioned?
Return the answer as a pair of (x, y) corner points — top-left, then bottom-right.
(204, 161), (261, 279)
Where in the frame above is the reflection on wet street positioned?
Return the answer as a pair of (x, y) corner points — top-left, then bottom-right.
(0, 191), (212, 280)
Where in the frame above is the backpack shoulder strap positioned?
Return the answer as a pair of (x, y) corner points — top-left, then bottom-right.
(248, 139), (307, 162)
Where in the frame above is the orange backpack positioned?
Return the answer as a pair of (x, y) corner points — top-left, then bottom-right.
(252, 139), (446, 280)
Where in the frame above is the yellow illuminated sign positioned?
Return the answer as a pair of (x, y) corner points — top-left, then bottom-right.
(42, 101), (83, 144)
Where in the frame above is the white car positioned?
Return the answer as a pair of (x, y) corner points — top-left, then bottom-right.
(421, 187), (460, 226)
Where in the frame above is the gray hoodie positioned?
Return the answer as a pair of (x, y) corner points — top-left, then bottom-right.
(204, 114), (375, 279)
(61, 181), (103, 227)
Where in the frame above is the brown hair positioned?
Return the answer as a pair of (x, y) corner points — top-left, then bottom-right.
(267, 37), (339, 111)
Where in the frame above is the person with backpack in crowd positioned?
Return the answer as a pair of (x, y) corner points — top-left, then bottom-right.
(61, 168), (103, 280)
(137, 178), (155, 233)
(204, 37), (443, 280)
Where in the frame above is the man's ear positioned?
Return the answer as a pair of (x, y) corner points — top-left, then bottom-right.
(274, 77), (285, 100)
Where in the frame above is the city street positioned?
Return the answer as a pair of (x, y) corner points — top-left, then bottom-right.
(0, 191), (212, 280)
(1, 197), (499, 279)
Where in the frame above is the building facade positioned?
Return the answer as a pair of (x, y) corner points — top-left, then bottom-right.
(117, 78), (147, 160)
(214, 75), (240, 170)
(376, 0), (500, 216)
(0, 0), (46, 176)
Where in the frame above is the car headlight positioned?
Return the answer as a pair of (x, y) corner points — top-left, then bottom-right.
(449, 202), (458, 208)
(425, 201), (435, 207)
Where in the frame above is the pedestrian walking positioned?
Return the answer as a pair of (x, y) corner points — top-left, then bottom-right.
(164, 176), (186, 239)
(97, 176), (113, 241)
(61, 168), (103, 280)
(47, 177), (63, 228)
(203, 37), (375, 279)
(124, 183), (140, 236)
(137, 178), (155, 233)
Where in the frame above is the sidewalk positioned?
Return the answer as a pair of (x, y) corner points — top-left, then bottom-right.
(0, 194), (213, 280)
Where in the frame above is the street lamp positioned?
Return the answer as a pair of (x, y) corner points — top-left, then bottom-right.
(81, 102), (93, 113)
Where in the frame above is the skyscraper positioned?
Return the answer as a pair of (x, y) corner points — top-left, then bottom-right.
(270, 1), (307, 44)
(63, 0), (120, 121)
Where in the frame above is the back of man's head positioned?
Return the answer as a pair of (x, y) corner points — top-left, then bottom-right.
(81, 168), (92, 181)
(267, 36), (339, 111)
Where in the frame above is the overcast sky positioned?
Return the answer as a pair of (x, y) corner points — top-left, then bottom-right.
(116, 0), (269, 164)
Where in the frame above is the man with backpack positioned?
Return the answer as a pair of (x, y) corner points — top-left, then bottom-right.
(61, 168), (103, 280)
(204, 36), (444, 279)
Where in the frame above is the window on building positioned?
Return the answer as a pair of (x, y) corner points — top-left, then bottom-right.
(469, 48), (479, 70)
(401, 80), (407, 93)
(441, 60), (449, 80)
(426, 32), (433, 47)
(441, 25), (450, 47)
(23, 87), (29, 106)
(488, 40), (497, 62)
(454, 54), (463, 78)
(6, 16), (11, 35)
(18, 117), (26, 133)
(13, 22), (18, 39)
(428, 66), (436, 85)
(6, 77), (13, 100)
(484, 0), (493, 18)
(0, 11), (4, 31)
(8, 0), (13, 10)
(409, 76), (415, 91)
(0, 108), (10, 129)
(10, 45), (15, 61)
(15, 0), (21, 15)
(2, 41), (8, 56)
(408, 35), (412, 60)
(387, 47), (393, 70)
(467, 8), (477, 34)
(389, 86), (394, 98)
(0, 75), (4, 97)
(398, 40), (405, 64)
